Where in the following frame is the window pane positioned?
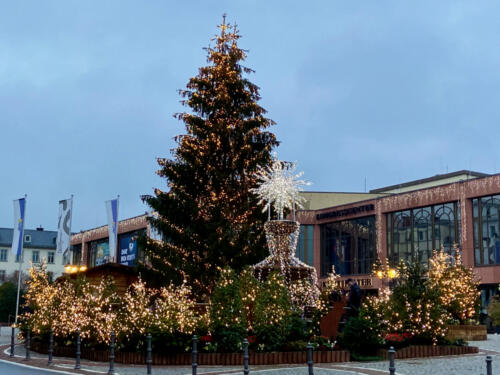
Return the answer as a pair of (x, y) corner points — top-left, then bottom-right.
(481, 196), (500, 265)
(413, 207), (432, 264)
(297, 225), (314, 266)
(320, 216), (375, 276)
(434, 203), (455, 253)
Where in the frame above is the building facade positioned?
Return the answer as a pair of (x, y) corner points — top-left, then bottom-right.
(0, 227), (63, 283)
(295, 171), (500, 308)
(70, 214), (150, 268)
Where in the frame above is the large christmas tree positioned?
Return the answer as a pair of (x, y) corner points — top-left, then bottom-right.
(142, 16), (278, 298)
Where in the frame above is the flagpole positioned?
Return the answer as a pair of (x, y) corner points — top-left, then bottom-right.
(116, 195), (119, 263)
(69, 194), (74, 264)
(14, 194), (27, 326)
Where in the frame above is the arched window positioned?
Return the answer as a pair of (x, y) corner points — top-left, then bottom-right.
(481, 197), (500, 265)
(413, 207), (432, 263)
(392, 210), (411, 264)
(434, 203), (456, 254)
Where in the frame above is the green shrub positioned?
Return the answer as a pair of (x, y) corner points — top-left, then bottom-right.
(339, 316), (382, 356)
(487, 296), (500, 326)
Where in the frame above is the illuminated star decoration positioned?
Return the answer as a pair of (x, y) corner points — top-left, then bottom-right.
(252, 153), (311, 220)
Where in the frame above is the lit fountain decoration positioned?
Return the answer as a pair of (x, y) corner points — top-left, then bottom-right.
(251, 154), (319, 309)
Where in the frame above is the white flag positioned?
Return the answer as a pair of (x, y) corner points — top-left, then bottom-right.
(56, 197), (73, 255)
(106, 197), (119, 263)
(11, 197), (27, 256)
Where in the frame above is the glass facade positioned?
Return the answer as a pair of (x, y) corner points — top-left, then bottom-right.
(386, 202), (459, 265)
(320, 216), (376, 277)
(473, 194), (500, 266)
(296, 225), (314, 266)
(71, 244), (82, 265)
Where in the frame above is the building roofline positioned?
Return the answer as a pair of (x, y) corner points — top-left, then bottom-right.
(73, 213), (148, 234)
(369, 170), (489, 193)
(300, 191), (389, 195)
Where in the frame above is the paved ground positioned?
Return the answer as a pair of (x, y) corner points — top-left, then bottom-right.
(1, 335), (500, 374)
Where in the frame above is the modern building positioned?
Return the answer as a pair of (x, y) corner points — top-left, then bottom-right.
(295, 170), (500, 309)
(70, 214), (150, 268)
(0, 227), (63, 284)
(69, 170), (500, 309)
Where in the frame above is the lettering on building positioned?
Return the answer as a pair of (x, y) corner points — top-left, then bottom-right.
(316, 204), (375, 221)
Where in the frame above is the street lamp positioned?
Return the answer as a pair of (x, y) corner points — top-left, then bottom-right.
(373, 259), (398, 289)
(64, 265), (87, 274)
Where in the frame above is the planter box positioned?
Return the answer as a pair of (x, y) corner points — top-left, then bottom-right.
(30, 342), (349, 365)
(377, 345), (478, 360)
(446, 325), (487, 341)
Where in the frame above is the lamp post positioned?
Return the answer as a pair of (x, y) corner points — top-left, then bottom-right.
(64, 264), (87, 274)
(375, 262), (398, 290)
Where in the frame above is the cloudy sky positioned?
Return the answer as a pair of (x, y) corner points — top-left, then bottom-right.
(2, 1), (500, 231)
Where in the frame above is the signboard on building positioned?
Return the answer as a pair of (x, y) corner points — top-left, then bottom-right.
(95, 242), (110, 266)
(119, 233), (138, 267)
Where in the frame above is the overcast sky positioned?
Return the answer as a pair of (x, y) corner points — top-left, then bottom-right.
(2, 1), (500, 231)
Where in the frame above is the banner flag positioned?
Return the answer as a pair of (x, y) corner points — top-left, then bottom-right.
(56, 197), (73, 255)
(11, 197), (26, 256)
(106, 197), (119, 262)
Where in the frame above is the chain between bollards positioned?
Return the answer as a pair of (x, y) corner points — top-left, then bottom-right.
(146, 332), (152, 375)
(75, 330), (81, 370)
(307, 342), (313, 375)
(388, 346), (395, 375)
(486, 355), (493, 375)
(10, 326), (15, 358)
(243, 338), (249, 375)
(25, 327), (31, 360)
(48, 328), (54, 366)
(192, 335), (198, 375)
(108, 331), (115, 375)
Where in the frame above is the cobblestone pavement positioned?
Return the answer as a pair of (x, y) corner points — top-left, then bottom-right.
(2, 335), (500, 374)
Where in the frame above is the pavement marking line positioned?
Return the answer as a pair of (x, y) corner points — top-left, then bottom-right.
(55, 363), (113, 374)
(3, 345), (25, 359)
(196, 366), (368, 374)
(0, 358), (79, 375)
(316, 368), (381, 375)
(191, 370), (242, 375)
(332, 364), (405, 375)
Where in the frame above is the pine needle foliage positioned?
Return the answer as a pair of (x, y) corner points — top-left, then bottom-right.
(142, 16), (278, 297)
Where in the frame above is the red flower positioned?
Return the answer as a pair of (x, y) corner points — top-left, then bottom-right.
(200, 334), (212, 343)
(247, 335), (257, 344)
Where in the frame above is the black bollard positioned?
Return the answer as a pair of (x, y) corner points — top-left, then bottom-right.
(25, 327), (30, 360)
(10, 326), (15, 358)
(307, 342), (313, 375)
(75, 330), (81, 370)
(108, 331), (115, 375)
(192, 335), (198, 375)
(146, 332), (152, 375)
(388, 346), (395, 375)
(48, 328), (54, 366)
(487, 355), (493, 375)
(243, 338), (249, 375)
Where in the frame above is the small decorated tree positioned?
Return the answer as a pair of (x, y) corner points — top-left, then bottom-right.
(209, 268), (246, 352)
(253, 272), (292, 351)
(427, 247), (480, 323)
